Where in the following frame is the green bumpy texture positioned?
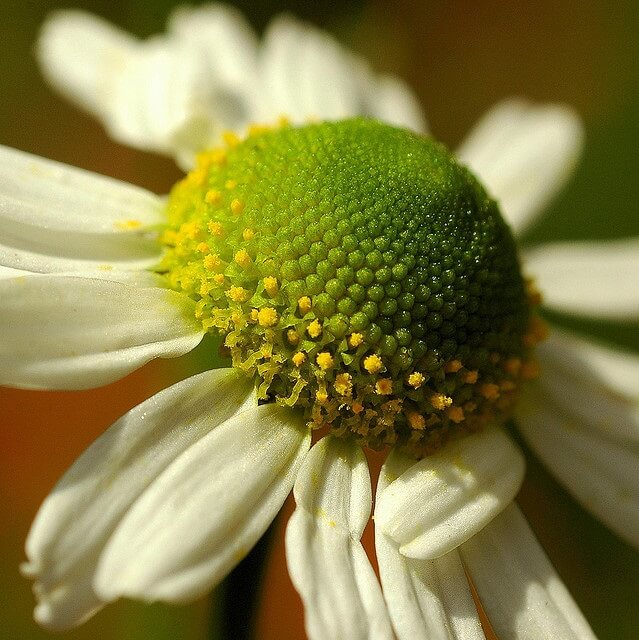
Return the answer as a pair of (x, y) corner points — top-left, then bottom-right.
(159, 118), (533, 455)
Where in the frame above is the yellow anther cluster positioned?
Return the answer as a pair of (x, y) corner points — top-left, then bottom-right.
(292, 352), (306, 367)
(375, 379), (393, 395)
(407, 372), (425, 388)
(234, 249), (251, 268)
(257, 307), (278, 327)
(263, 276), (279, 296)
(227, 286), (249, 303)
(307, 319), (322, 338)
(316, 352), (334, 370)
(334, 373), (353, 396)
(298, 296), (312, 315)
(363, 354), (384, 374)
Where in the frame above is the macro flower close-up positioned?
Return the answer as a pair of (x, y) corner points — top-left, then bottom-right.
(1, 2), (638, 640)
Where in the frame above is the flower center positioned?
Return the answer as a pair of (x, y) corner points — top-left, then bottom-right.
(158, 118), (542, 455)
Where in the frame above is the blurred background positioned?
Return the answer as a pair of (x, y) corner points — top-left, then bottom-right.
(1, 0), (638, 638)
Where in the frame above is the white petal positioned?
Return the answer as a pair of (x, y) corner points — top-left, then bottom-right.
(259, 17), (362, 124)
(459, 504), (597, 639)
(22, 369), (254, 630)
(376, 427), (525, 559)
(37, 10), (137, 118)
(95, 403), (310, 602)
(516, 383), (639, 549)
(536, 328), (639, 445)
(375, 449), (485, 640)
(286, 436), (393, 640)
(105, 40), (215, 160)
(0, 274), (203, 389)
(524, 238), (639, 319)
(168, 3), (260, 135)
(0, 145), (163, 273)
(364, 74), (427, 133)
(456, 99), (584, 235)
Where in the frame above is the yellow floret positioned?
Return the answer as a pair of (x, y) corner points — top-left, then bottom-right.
(234, 249), (251, 268)
(307, 319), (322, 338)
(298, 296), (312, 314)
(479, 383), (500, 400)
(203, 254), (221, 270)
(316, 352), (334, 370)
(208, 221), (224, 236)
(225, 179), (237, 190)
(263, 276), (279, 296)
(287, 329), (300, 345)
(257, 307), (278, 327)
(363, 354), (383, 374)
(446, 406), (465, 423)
(407, 372), (425, 388)
(348, 332), (364, 348)
(292, 352), (306, 367)
(444, 360), (463, 373)
(375, 379), (393, 395)
(205, 189), (222, 204)
(407, 411), (426, 430)
(462, 370), (478, 384)
(430, 393), (453, 410)
(230, 198), (245, 215)
(196, 242), (210, 254)
(242, 228), (255, 241)
(227, 286), (249, 303)
(334, 373), (353, 396)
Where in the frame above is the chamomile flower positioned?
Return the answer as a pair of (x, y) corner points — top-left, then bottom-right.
(2, 4), (636, 640)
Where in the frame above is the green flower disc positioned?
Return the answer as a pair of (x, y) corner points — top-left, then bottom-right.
(159, 118), (539, 455)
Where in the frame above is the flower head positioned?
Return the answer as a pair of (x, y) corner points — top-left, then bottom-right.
(2, 4), (638, 640)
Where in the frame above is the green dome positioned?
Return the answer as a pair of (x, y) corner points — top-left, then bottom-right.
(159, 118), (538, 455)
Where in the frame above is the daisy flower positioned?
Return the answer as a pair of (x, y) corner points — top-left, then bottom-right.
(2, 5), (636, 639)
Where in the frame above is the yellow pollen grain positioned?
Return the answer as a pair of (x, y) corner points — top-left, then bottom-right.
(250, 309), (259, 322)
(348, 332), (364, 348)
(307, 319), (322, 338)
(287, 329), (300, 345)
(196, 242), (210, 254)
(203, 254), (221, 270)
(430, 393), (453, 411)
(234, 249), (251, 268)
(479, 383), (501, 400)
(298, 296), (312, 314)
(316, 352), (334, 370)
(205, 189), (222, 204)
(375, 379), (393, 395)
(521, 360), (541, 379)
(249, 123), (272, 136)
(182, 221), (201, 240)
(363, 354), (383, 374)
(257, 307), (278, 327)
(208, 221), (224, 236)
(292, 352), (306, 367)
(242, 228), (255, 241)
(524, 316), (549, 347)
(503, 358), (521, 376)
(334, 373), (352, 396)
(225, 179), (237, 190)
(223, 131), (240, 148)
(209, 149), (227, 165)
(227, 286), (249, 303)
(213, 273), (225, 285)
(407, 411), (426, 430)
(407, 372), (425, 388)
(230, 198), (245, 215)
(447, 406), (465, 424)
(462, 370), (479, 384)
(199, 280), (212, 297)
(444, 359), (463, 373)
(263, 276), (279, 296)
(114, 219), (142, 230)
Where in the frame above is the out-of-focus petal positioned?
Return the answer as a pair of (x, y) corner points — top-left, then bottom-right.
(524, 238), (639, 319)
(456, 99), (583, 235)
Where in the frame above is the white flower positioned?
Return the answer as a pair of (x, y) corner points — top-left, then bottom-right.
(2, 4), (636, 639)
